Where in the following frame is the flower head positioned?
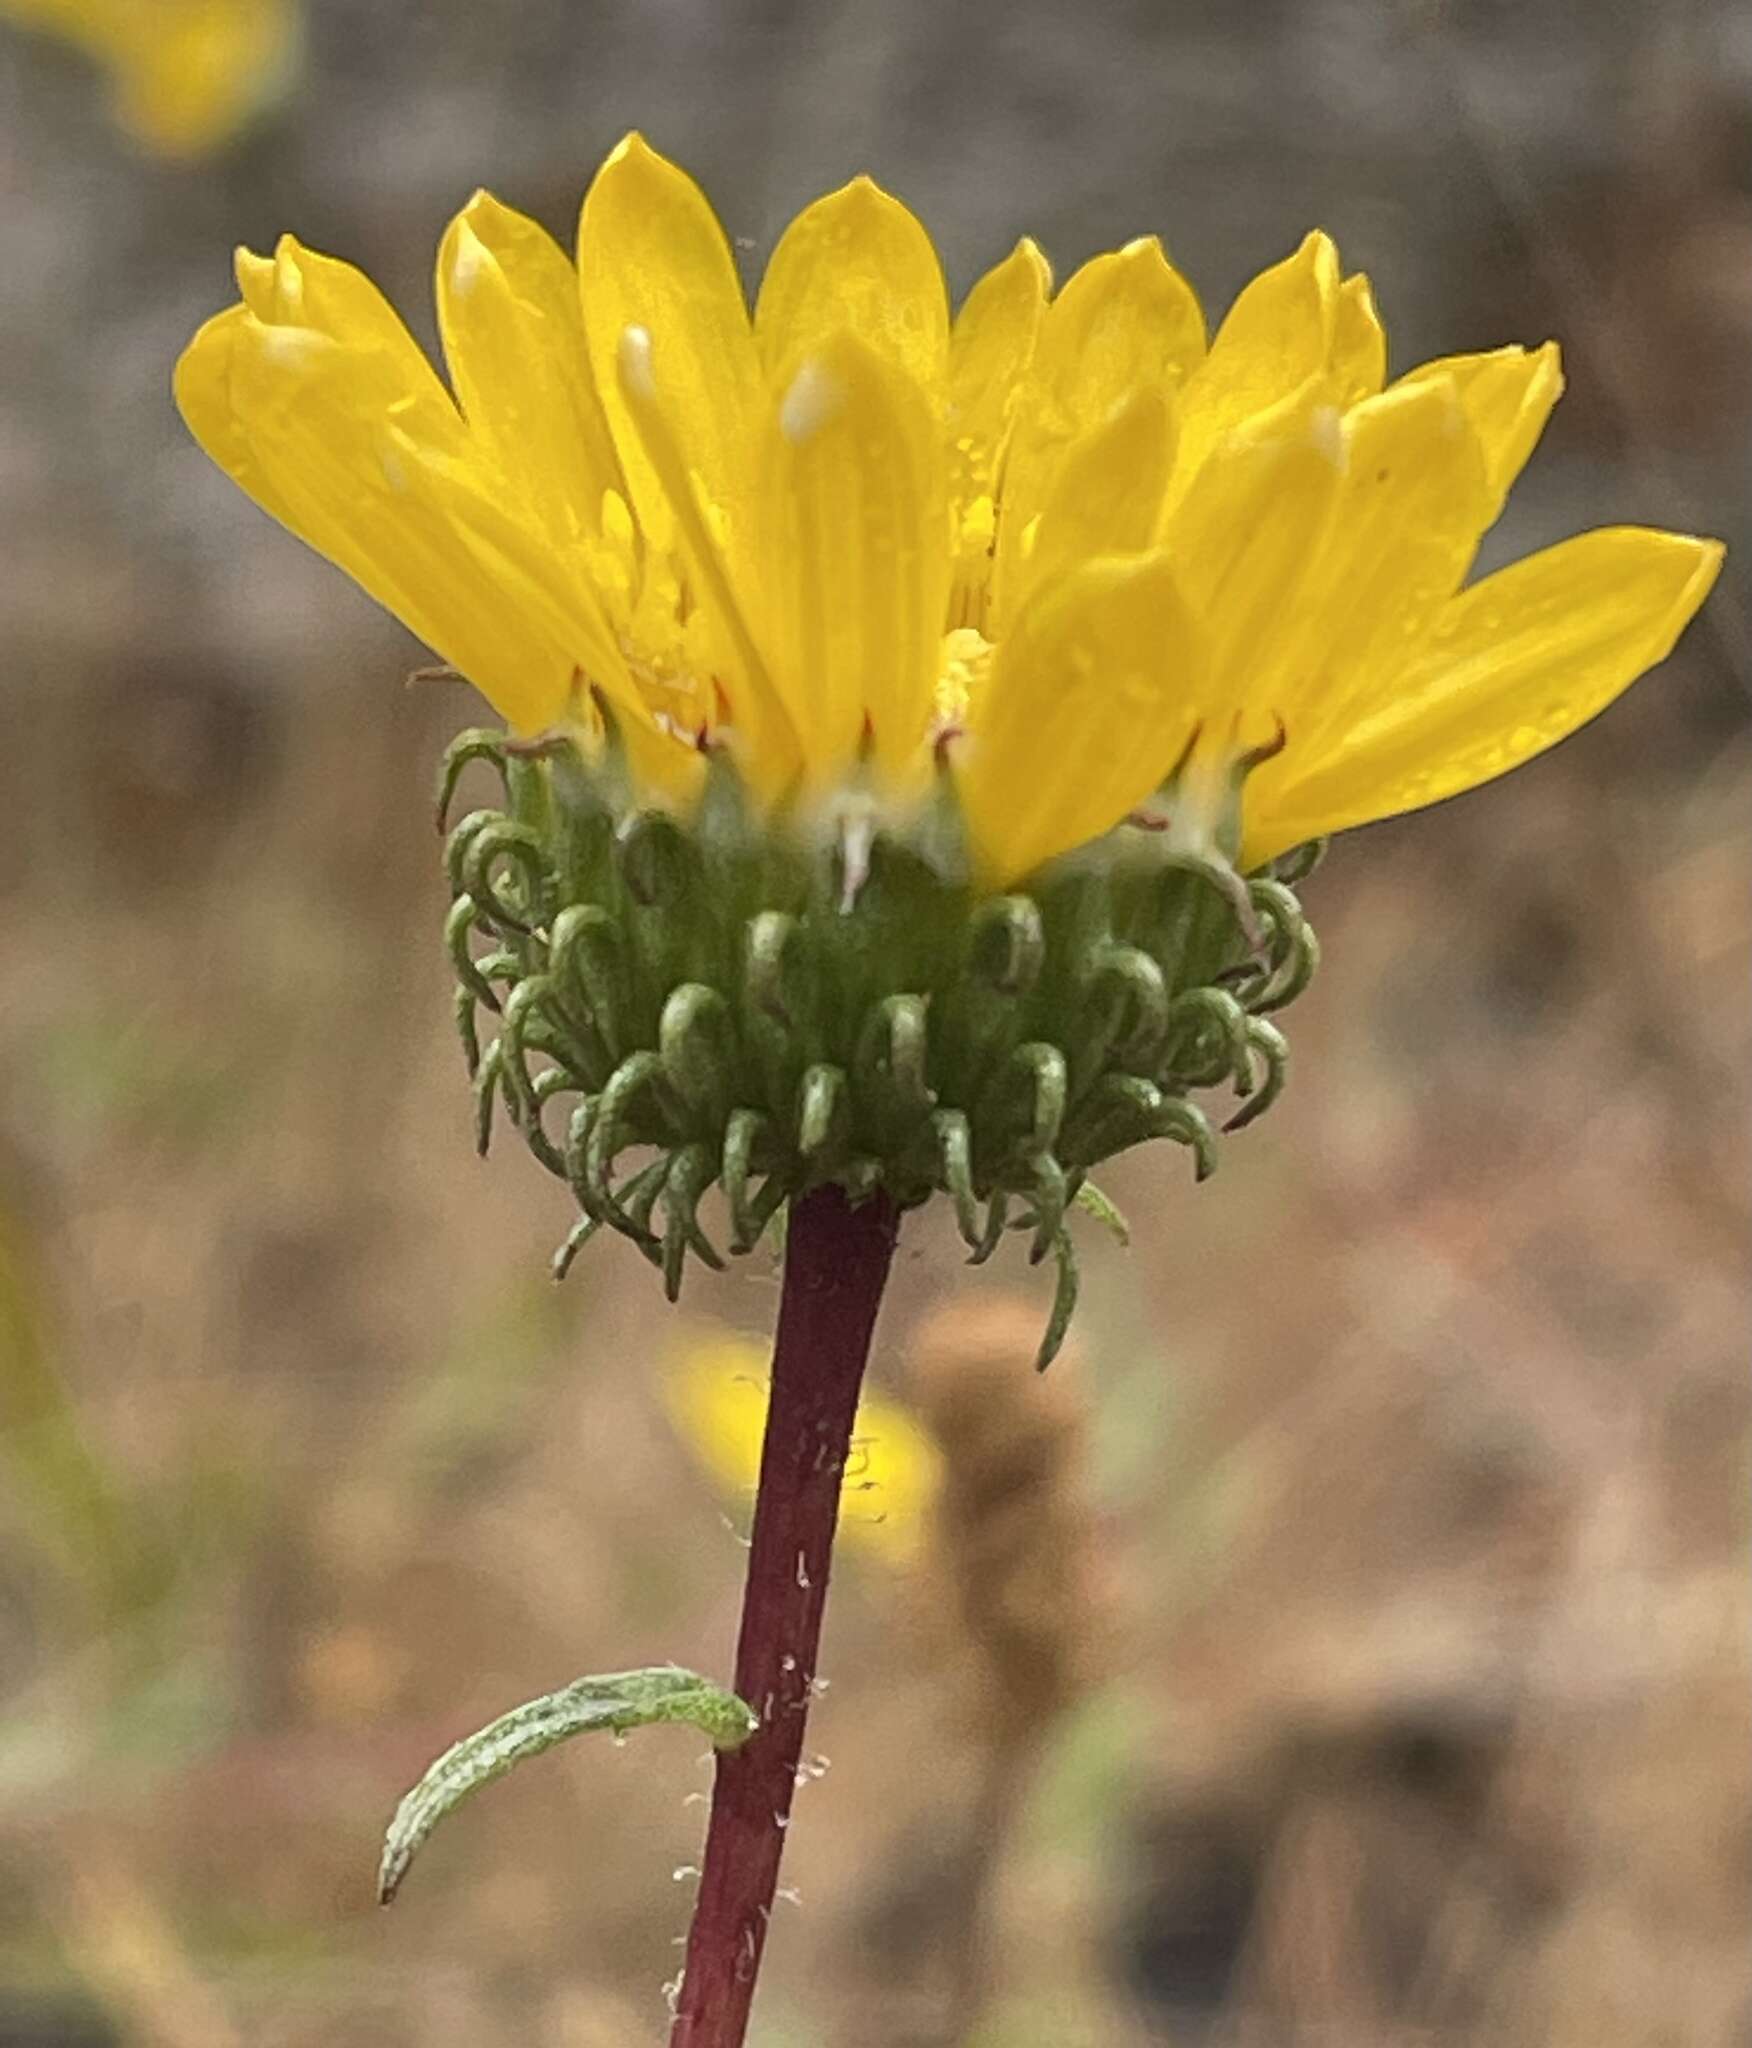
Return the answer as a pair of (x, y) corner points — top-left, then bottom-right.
(174, 138), (1725, 1353)
(177, 132), (1719, 881)
(4, 0), (299, 157)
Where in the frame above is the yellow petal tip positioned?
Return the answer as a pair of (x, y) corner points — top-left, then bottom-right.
(819, 171), (914, 225)
(443, 211), (492, 291)
(233, 243), (271, 298)
(594, 131), (683, 193)
(1687, 533), (1728, 589)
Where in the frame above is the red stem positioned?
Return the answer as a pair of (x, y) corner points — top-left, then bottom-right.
(668, 1183), (899, 2048)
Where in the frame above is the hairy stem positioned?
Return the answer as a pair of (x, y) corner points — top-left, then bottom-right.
(669, 1183), (899, 2048)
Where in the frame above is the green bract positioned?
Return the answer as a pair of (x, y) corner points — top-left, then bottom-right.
(441, 725), (1320, 1366)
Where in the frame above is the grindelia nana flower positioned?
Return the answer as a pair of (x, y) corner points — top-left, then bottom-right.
(3, 0), (298, 157)
(174, 134), (1722, 1350)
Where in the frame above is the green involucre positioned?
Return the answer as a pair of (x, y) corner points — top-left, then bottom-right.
(441, 727), (1320, 1365)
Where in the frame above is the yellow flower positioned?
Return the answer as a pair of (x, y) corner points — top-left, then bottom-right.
(176, 132), (1722, 882)
(663, 1337), (941, 1565)
(3, 0), (299, 158)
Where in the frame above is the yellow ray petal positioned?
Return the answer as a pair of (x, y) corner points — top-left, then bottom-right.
(755, 175), (950, 397)
(761, 334), (950, 790)
(576, 133), (764, 549)
(232, 234), (457, 440)
(949, 237), (1052, 503)
(616, 325), (802, 801)
(947, 238), (1052, 627)
(957, 550), (1208, 884)
(1400, 341), (1563, 515)
(993, 383), (1176, 634)
(174, 303), (295, 523)
(175, 306), (638, 744)
(1034, 235), (1206, 424)
(1172, 230), (1341, 494)
(995, 235), (1203, 617)
(1331, 272), (1386, 406)
(1252, 373), (1493, 752)
(1248, 526), (1724, 862)
(436, 190), (625, 548)
(177, 309), (534, 699)
(1162, 376), (1347, 687)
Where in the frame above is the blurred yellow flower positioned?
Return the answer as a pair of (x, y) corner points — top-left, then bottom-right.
(177, 132), (1721, 881)
(4, 0), (298, 158)
(664, 1338), (941, 1565)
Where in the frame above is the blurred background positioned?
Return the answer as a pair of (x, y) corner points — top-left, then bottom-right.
(1, 2), (1748, 2043)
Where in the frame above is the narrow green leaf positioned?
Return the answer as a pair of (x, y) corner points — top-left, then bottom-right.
(379, 1665), (756, 1904)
